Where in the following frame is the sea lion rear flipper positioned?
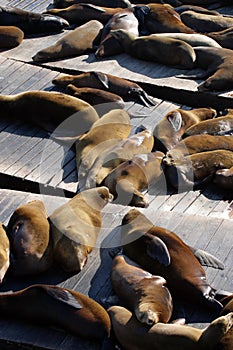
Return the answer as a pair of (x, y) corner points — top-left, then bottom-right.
(130, 88), (156, 107)
(93, 72), (109, 89)
(45, 286), (83, 309)
(189, 247), (225, 270)
(145, 233), (171, 266)
(168, 111), (182, 132)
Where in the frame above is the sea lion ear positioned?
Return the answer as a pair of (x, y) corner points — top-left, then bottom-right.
(45, 286), (83, 309)
(189, 247), (225, 270)
(167, 111), (182, 132)
(145, 234), (170, 266)
(93, 71), (109, 89)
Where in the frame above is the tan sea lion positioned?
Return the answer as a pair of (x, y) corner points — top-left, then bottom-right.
(164, 149), (233, 189)
(108, 306), (233, 350)
(216, 295), (233, 350)
(111, 254), (173, 325)
(153, 107), (217, 152)
(103, 151), (165, 207)
(214, 166), (233, 190)
(183, 115), (233, 137)
(6, 200), (52, 276)
(0, 26), (24, 49)
(111, 29), (196, 69)
(52, 71), (155, 107)
(52, 0), (132, 9)
(95, 9), (139, 58)
(32, 20), (103, 62)
(0, 90), (99, 139)
(49, 187), (113, 273)
(0, 6), (69, 34)
(0, 223), (10, 284)
(0, 284), (111, 341)
(121, 209), (224, 311)
(84, 129), (154, 188)
(180, 11), (233, 33)
(208, 27), (233, 50)
(75, 109), (131, 178)
(166, 135), (233, 161)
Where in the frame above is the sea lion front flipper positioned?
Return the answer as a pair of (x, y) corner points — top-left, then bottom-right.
(167, 111), (182, 132)
(145, 233), (171, 266)
(93, 72), (109, 89)
(129, 88), (156, 107)
(189, 247), (225, 270)
(45, 286), (83, 309)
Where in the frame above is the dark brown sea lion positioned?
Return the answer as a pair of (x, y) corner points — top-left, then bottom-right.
(166, 135), (233, 161)
(180, 11), (233, 33)
(111, 254), (173, 325)
(32, 20), (103, 62)
(183, 115), (233, 137)
(216, 295), (233, 350)
(175, 4), (220, 15)
(0, 223), (10, 284)
(164, 149), (233, 189)
(0, 90), (99, 139)
(111, 29), (196, 69)
(0, 6), (69, 35)
(95, 9), (139, 58)
(84, 129), (154, 188)
(45, 4), (123, 25)
(49, 187), (113, 273)
(0, 26), (24, 49)
(103, 151), (164, 207)
(208, 27), (233, 50)
(214, 166), (233, 190)
(52, 0), (132, 9)
(121, 209), (224, 311)
(6, 200), (52, 276)
(108, 306), (233, 350)
(153, 107), (217, 152)
(52, 71), (155, 107)
(0, 284), (111, 341)
(75, 109), (131, 178)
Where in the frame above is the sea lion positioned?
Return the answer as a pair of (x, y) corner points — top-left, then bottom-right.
(44, 4), (123, 25)
(183, 115), (233, 137)
(49, 187), (113, 273)
(216, 295), (233, 350)
(0, 223), (10, 284)
(110, 254), (173, 325)
(102, 151), (165, 207)
(52, 71), (155, 107)
(208, 27), (233, 50)
(0, 26), (24, 49)
(84, 129), (154, 188)
(214, 166), (233, 190)
(0, 284), (111, 341)
(166, 135), (233, 161)
(180, 11), (233, 33)
(0, 6), (69, 35)
(6, 200), (52, 276)
(108, 306), (233, 350)
(75, 109), (131, 179)
(32, 20), (103, 62)
(66, 84), (125, 113)
(121, 209), (224, 311)
(110, 29), (196, 69)
(175, 4), (220, 15)
(52, 0), (132, 9)
(95, 9), (139, 58)
(153, 107), (217, 152)
(164, 149), (233, 189)
(0, 90), (99, 139)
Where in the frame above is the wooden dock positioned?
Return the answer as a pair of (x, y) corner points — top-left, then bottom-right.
(0, 0), (233, 349)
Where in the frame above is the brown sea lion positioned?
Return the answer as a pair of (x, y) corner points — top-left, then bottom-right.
(32, 20), (103, 62)
(76, 109), (131, 179)
(0, 6), (69, 35)
(0, 223), (10, 284)
(0, 284), (111, 341)
(180, 11), (233, 33)
(111, 254), (173, 325)
(49, 187), (113, 273)
(214, 166), (233, 190)
(0, 90), (99, 139)
(108, 306), (233, 350)
(121, 209), (224, 311)
(166, 135), (233, 161)
(103, 151), (165, 207)
(111, 29), (196, 69)
(216, 295), (233, 350)
(53, 0), (132, 9)
(153, 107), (217, 152)
(95, 9), (139, 58)
(6, 200), (52, 276)
(164, 149), (233, 189)
(44, 4), (123, 25)
(0, 26), (24, 49)
(183, 115), (233, 137)
(84, 129), (154, 188)
(53, 71), (155, 107)
(208, 27), (233, 50)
